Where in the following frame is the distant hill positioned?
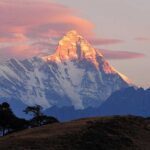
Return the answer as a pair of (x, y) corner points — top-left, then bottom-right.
(1, 116), (150, 150)
(99, 87), (150, 116)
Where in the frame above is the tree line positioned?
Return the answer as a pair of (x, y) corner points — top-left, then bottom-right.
(0, 102), (59, 136)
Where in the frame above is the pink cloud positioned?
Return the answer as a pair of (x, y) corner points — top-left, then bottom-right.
(0, 0), (94, 39)
(0, 0), (144, 61)
(99, 49), (145, 60)
(0, 42), (145, 61)
(0, 33), (27, 43)
(0, 0), (96, 58)
(0, 45), (38, 59)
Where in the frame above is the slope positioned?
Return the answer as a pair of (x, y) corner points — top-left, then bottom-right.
(1, 116), (150, 150)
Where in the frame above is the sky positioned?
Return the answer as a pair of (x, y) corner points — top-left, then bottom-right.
(0, 0), (149, 88)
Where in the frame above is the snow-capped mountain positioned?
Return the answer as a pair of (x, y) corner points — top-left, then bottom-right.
(0, 30), (132, 109)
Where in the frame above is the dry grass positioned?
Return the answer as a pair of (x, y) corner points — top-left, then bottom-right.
(1, 116), (150, 150)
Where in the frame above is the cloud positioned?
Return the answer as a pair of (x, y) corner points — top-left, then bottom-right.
(0, 0), (96, 58)
(0, 42), (145, 61)
(99, 49), (145, 60)
(0, 33), (27, 43)
(88, 37), (123, 45)
(0, 0), (144, 61)
(135, 37), (150, 42)
(0, 45), (38, 60)
(0, 0), (94, 39)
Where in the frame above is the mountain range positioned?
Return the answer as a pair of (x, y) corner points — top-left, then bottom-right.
(0, 30), (149, 120)
(44, 87), (150, 121)
(0, 30), (131, 112)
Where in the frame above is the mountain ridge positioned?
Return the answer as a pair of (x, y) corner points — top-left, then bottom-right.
(44, 86), (150, 121)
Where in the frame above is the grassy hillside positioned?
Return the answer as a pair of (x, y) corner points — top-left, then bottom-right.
(1, 116), (150, 150)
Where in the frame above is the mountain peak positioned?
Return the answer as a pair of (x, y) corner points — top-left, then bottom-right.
(41, 30), (132, 85)
(58, 30), (83, 47)
(64, 30), (84, 40)
(66, 30), (80, 37)
(42, 30), (103, 67)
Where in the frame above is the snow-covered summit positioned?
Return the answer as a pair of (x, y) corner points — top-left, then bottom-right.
(42, 30), (103, 68)
(42, 30), (131, 84)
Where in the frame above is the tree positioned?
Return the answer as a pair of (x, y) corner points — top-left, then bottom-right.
(0, 102), (28, 136)
(24, 105), (43, 127)
(24, 105), (59, 127)
(24, 105), (43, 117)
(0, 102), (14, 136)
